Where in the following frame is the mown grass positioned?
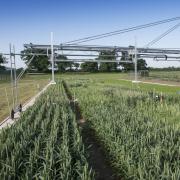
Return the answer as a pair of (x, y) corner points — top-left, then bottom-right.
(59, 73), (180, 94)
(0, 74), (50, 122)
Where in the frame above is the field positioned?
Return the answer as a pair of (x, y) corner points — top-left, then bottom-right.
(60, 72), (180, 93)
(65, 77), (180, 179)
(0, 72), (179, 179)
(0, 84), (93, 179)
(1, 72), (180, 123)
(0, 74), (50, 122)
(148, 71), (180, 82)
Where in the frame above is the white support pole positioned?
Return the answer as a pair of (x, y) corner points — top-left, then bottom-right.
(134, 39), (137, 82)
(133, 37), (139, 83)
(13, 45), (18, 107)
(9, 43), (15, 110)
(132, 37), (140, 83)
(51, 32), (56, 84)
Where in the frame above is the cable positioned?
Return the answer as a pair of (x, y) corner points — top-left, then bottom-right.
(63, 17), (180, 44)
(17, 55), (35, 82)
(145, 22), (180, 48)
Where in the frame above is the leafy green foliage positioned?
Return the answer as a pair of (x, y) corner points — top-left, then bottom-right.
(137, 59), (148, 70)
(120, 59), (147, 72)
(81, 62), (98, 72)
(0, 54), (6, 70)
(98, 50), (117, 71)
(56, 55), (74, 72)
(21, 49), (50, 72)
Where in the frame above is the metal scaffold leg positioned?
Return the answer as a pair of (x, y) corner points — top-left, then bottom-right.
(132, 37), (141, 83)
(50, 32), (56, 84)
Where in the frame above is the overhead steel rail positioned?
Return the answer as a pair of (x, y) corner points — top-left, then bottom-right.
(53, 59), (133, 63)
(1, 53), (123, 58)
(24, 44), (180, 55)
(1, 53), (49, 56)
(3, 44), (180, 62)
(2, 52), (180, 60)
(23, 43), (180, 64)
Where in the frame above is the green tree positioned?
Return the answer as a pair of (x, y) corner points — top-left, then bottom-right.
(21, 49), (50, 72)
(137, 59), (148, 70)
(81, 62), (98, 72)
(56, 55), (76, 72)
(74, 63), (80, 71)
(119, 52), (133, 71)
(98, 50), (117, 72)
(120, 52), (147, 71)
(56, 55), (69, 72)
(0, 54), (7, 70)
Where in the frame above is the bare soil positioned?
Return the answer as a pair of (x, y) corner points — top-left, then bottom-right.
(140, 78), (180, 86)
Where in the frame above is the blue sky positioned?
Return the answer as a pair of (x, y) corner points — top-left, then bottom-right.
(0, 0), (180, 67)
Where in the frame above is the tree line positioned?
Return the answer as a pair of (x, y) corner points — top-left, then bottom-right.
(0, 55), (6, 70)
(1, 50), (180, 75)
(20, 49), (148, 72)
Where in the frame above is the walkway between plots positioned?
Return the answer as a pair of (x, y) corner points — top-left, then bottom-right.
(62, 81), (120, 180)
(120, 78), (180, 87)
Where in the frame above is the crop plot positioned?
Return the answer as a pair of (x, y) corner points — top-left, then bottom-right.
(67, 78), (180, 179)
(0, 76), (179, 180)
(0, 83), (93, 179)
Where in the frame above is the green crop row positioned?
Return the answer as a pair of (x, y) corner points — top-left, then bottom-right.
(68, 80), (180, 180)
(0, 83), (93, 180)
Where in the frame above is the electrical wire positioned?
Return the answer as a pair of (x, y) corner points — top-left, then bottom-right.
(63, 17), (180, 44)
(145, 22), (180, 48)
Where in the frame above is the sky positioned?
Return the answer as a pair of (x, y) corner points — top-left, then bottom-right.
(0, 0), (180, 68)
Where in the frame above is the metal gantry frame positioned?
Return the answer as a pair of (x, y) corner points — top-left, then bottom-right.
(1, 16), (180, 119)
(9, 44), (18, 111)
(1, 34), (180, 119)
(24, 43), (180, 82)
(4, 43), (180, 87)
(51, 32), (56, 84)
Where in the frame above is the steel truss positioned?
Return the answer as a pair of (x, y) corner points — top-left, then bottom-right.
(23, 43), (180, 59)
(1, 43), (180, 119)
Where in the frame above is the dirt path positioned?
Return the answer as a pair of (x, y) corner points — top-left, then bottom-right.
(81, 127), (120, 180)
(120, 78), (180, 87)
(139, 77), (180, 86)
(62, 81), (120, 180)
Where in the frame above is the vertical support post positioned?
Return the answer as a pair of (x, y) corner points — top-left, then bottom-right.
(51, 32), (56, 84)
(13, 45), (18, 107)
(134, 37), (138, 82)
(98, 61), (100, 70)
(10, 43), (15, 110)
(47, 48), (49, 56)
